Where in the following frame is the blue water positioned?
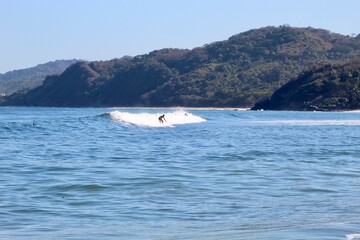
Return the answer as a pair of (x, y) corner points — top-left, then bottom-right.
(1, 107), (360, 240)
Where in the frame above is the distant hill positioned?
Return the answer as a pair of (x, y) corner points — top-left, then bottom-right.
(2, 26), (360, 107)
(251, 59), (360, 111)
(0, 59), (78, 95)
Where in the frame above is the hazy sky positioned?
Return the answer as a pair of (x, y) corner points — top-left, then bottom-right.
(1, 0), (360, 73)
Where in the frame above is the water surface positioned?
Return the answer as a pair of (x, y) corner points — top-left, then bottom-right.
(1, 107), (360, 239)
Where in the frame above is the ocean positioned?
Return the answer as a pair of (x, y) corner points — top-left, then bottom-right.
(1, 107), (360, 240)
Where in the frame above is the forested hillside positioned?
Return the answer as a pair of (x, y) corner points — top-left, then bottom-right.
(251, 60), (360, 111)
(0, 60), (78, 95)
(2, 26), (360, 107)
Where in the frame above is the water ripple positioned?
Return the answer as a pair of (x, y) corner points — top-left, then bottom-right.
(1, 108), (360, 239)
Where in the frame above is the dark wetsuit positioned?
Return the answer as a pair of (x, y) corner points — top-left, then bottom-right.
(159, 115), (165, 123)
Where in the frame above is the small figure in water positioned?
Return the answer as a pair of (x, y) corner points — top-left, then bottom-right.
(158, 114), (166, 123)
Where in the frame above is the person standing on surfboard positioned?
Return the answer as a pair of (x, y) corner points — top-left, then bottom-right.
(158, 114), (166, 123)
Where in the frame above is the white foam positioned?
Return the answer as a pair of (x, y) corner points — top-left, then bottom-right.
(109, 110), (206, 127)
(255, 120), (360, 126)
(346, 233), (360, 240)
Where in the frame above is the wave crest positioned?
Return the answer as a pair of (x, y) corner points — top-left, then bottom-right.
(108, 110), (206, 127)
(347, 234), (360, 240)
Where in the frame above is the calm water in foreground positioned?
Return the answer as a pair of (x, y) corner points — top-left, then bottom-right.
(1, 107), (360, 240)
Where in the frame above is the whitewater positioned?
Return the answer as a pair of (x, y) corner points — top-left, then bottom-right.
(108, 110), (206, 127)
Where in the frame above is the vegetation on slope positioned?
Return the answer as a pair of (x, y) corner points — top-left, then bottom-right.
(0, 60), (78, 96)
(251, 59), (360, 111)
(2, 26), (360, 107)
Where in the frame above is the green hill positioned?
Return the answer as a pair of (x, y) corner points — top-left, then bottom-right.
(251, 59), (360, 111)
(0, 60), (78, 96)
(2, 26), (360, 107)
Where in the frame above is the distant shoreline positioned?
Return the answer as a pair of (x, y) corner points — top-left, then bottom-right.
(108, 107), (251, 111)
(2, 105), (360, 112)
(108, 107), (360, 112)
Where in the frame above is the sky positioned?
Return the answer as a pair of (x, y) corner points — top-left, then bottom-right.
(1, 0), (360, 73)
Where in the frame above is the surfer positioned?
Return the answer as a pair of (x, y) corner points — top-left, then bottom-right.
(158, 114), (166, 123)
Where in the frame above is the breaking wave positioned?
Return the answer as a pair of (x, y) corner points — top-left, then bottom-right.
(347, 234), (360, 240)
(108, 110), (206, 127)
(254, 119), (360, 126)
